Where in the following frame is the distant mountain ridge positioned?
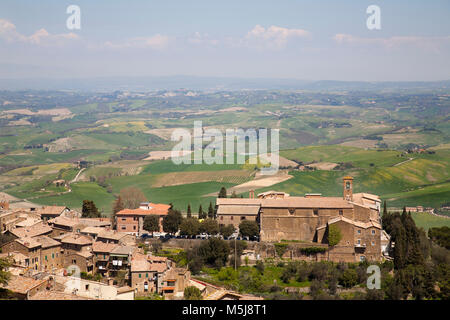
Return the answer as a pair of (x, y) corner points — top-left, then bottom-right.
(0, 75), (449, 92)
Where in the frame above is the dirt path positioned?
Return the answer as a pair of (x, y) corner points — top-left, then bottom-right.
(393, 157), (414, 167)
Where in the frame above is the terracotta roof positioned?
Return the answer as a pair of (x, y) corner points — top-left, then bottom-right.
(60, 233), (93, 246)
(261, 197), (354, 209)
(15, 237), (42, 249)
(1, 275), (47, 295)
(29, 290), (93, 300)
(216, 198), (263, 206)
(14, 218), (42, 228)
(38, 206), (67, 215)
(217, 205), (260, 215)
(131, 253), (168, 272)
(97, 230), (128, 241)
(48, 216), (79, 228)
(9, 222), (52, 238)
(80, 226), (105, 235)
(110, 245), (137, 256)
(317, 216), (382, 230)
(92, 241), (118, 253)
(116, 203), (171, 216)
(34, 235), (61, 249)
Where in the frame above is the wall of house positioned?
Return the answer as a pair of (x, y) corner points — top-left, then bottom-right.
(1, 241), (40, 269)
(217, 214), (257, 229)
(40, 246), (63, 271)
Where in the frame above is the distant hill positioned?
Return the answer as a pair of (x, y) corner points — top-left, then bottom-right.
(0, 76), (449, 92)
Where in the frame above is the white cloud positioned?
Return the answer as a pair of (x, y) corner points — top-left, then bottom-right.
(334, 33), (450, 53)
(0, 18), (79, 46)
(104, 34), (170, 50)
(244, 25), (311, 49)
(187, 32), (219, 46)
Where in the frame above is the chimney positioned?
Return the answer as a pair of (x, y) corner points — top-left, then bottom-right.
(249, 190), (255, 199)
(343, 176), (353, 201)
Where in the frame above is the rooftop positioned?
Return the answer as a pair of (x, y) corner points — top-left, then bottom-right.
(116, 203), (171, 216)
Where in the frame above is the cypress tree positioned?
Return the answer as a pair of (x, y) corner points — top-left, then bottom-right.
(187, 204), (192, 218)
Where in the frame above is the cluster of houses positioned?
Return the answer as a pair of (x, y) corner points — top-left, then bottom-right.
(0, 204), (193, 300)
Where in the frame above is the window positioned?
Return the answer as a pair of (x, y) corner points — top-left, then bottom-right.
(146, 273), (148, 278)
(122, 218), (126, 221)
(230, 216), (233, 220)
(241, 217), (245, 220)
(45, 256), (47, 261)
(346, 181), (351, 190)
(52, 253), (54, 259)
(371, 241), (375, 246)
(85, 285), (89, 290)
(121, 226), (126, 230)
(357, 230), (361, 234)
(72, 259), (76, 264)
(371, 230), (376, 235)
(357, 239), (361, 244)
(313, 209), (318, 216)
(139, 274), (141, 278)
(133, 226), (136, 230)
(220, 216), (223, 220)
(339, 210), (343, 216)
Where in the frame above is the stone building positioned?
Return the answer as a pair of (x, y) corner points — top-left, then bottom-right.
(215, 176), (385, 262)
(115, 203), (171, 235)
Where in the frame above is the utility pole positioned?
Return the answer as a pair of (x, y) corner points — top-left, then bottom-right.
(234, 237), (237, 271)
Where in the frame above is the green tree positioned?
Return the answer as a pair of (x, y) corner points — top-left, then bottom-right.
(239, 220), (259, 238)
(143, 215), (160, 235)
(339, 268), (358, 288)
(187, 204), (192, 218)
(184, 286), (203, 300)
(198, 238), (230, 269)
(81, 200), (101, 218)
(219, 224), (235, 238)
(383, 200), (387, 216)
(0, 257), (11, 286)
(218, 187), (227, 198)
(199, 218), (219, 235)
(111, 196), (124, 229)
(198, 204), (204, 219)
(207, 202), (214, 219)
(162, 209), (183, 234)
(180, 218), (201, 237)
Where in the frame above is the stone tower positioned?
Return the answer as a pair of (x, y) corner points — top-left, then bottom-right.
(343, 176), (353, 201)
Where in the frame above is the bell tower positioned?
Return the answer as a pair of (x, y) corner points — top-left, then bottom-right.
(343, 176), (353, 201)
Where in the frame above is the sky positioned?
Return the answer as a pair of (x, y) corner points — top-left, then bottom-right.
(0, 0), (449, 81)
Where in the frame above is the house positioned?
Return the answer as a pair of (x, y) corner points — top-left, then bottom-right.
(109, 245), (137, 279)
(95, 229), (136, 246)
(0, 209), (41, 232)
(1, 237), (42, 271)
(160, 267), (191, 300)
(92, 241), (118, 276)
(34, 235), (63, 272)
(57, 233), (94, 274)
(0, 275), (49, 300)
(6, 222), (53, 239)
(38, 206), (70, 221)
(130, 253), (169, 294)
(216, 198), (261, 230)
(115, 203), (171, 235)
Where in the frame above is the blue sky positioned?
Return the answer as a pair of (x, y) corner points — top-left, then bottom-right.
(0, 0), (449, 81)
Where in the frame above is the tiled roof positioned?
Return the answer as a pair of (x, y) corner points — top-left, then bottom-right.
(80, 226), (105, 235)
(110, 245), (137, 256)
(92, 241), (118, 253)
(217, 205), (260, 215)
(9, 222), (52, 238)
(261, 197), (353, 209)
(33, 235), (61, 249)
(60, 233), (93, 245)
(0, 275), (47, 295)
(317, 216), (382, 230)
(48, 216), (79, 227)
(38, 206), (67, 215)
(116, 203), (171, 216)
(15, 237), (41, 249)
(97, 230), (128, 241)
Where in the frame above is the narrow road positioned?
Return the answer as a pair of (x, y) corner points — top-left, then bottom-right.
(393, 157), (414, 167)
